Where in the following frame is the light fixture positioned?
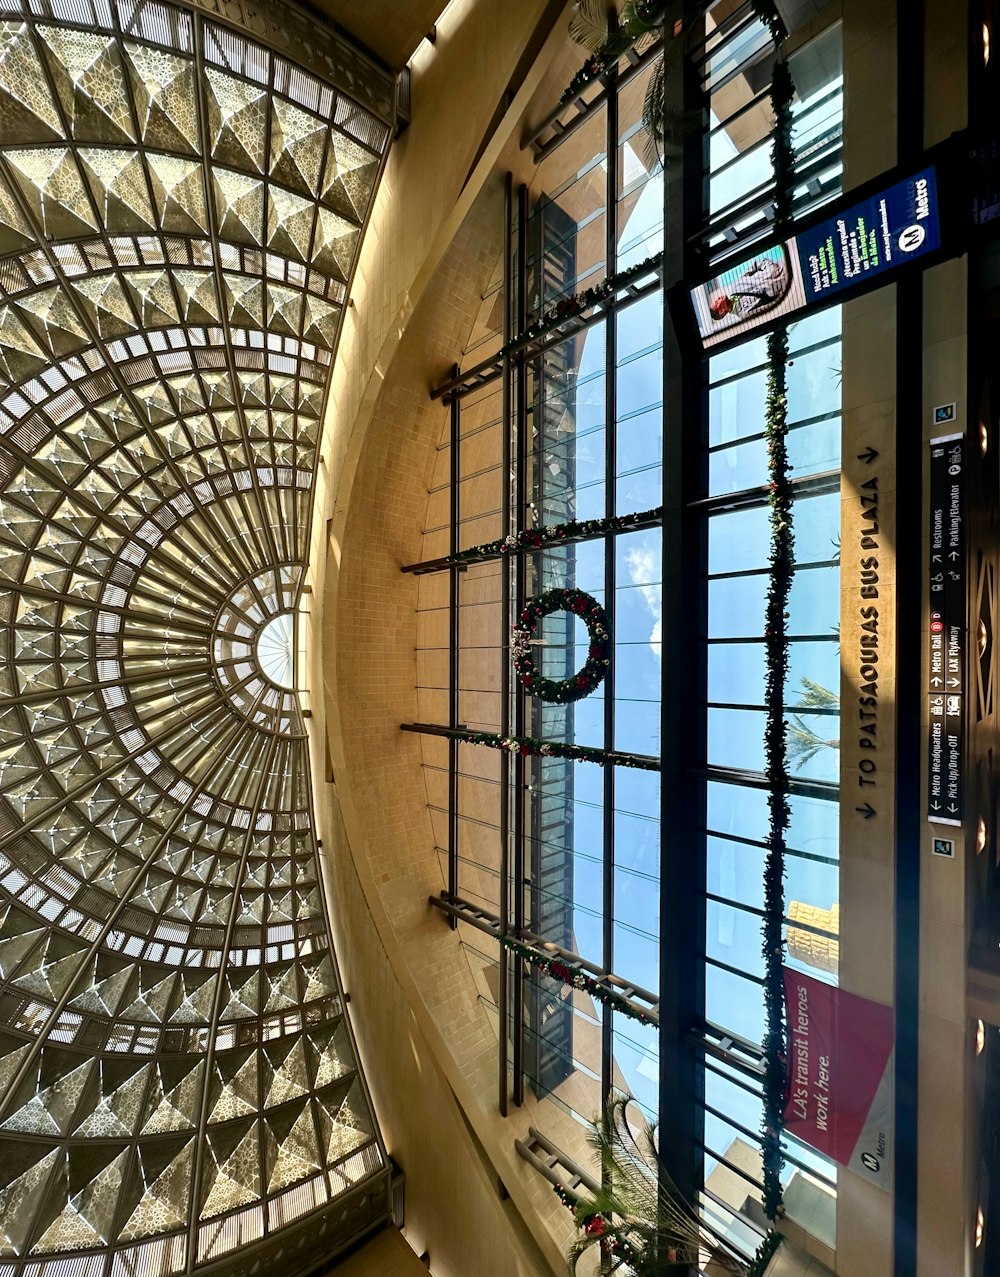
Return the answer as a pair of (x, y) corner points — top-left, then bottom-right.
(978, 817), (988, 855)
(985, 22), (991, 66)
(980, 417), (989, 457)
(977, 1205), (985, 1248)
(977, 1018), (986, 1054)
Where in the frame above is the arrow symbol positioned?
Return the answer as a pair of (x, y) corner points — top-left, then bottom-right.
(948, 551), (960, 561)
(948, 678), (961, 687)
(931, 802), (941, 811)
(857, 446), (878, 464)
(947, 804), (959, 813)
(856, 802), (876, 819)
(930, 676), (943, 686)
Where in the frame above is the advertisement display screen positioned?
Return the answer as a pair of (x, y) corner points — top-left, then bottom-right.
(690, 167), (941, 347)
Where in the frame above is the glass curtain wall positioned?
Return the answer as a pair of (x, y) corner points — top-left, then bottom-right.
(693, 7), (843, 1248)
(414, 0), (845, 1260)
(414, 56), (665, 1131)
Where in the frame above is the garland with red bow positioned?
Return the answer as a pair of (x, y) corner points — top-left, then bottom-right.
(499, 935), (654, 1025)
(449, 504), (661, 565)
(498, 253), (662, 362)
(448, 729), (659, 771)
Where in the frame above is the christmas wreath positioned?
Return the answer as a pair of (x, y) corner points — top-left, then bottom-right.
(512, 588), (610, 703)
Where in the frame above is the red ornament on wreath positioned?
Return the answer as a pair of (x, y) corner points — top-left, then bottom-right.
(510, 587), (611, 704)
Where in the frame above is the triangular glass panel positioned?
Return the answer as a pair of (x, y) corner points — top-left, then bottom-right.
(264, 1099), (321, 1193)
(0, 21), (63, 143)
(118, 1137), (194, 1241)
(200, 1120), (260, 1218)
(40, 26), (133, 144)
(124, 42), (198, 154)
(5, 147), (98, 238)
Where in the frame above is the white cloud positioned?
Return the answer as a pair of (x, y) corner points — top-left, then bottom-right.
(624, 545), (662, 659)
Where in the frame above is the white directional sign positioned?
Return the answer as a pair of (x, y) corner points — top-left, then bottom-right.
(928, 437), (964, 825)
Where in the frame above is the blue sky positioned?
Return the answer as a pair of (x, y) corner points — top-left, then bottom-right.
(537, 102), (843, 1196)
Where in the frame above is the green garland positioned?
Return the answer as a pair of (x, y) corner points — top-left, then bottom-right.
(559, 0), (668, 106)
(498, 253), (662, 363)
(450, 504), (662, 565)
(513, 588), (610, 704)
(760, 35), (796, 1227)
(761, 325), (791, 1221)
(557, 2), (783, 120)
(769, 57), (795, 224)
(560, 51), (618, 105)
(449, 729), (660, 771)
(747, 1229), (783, 1277)
(500, 935), (655, 1025)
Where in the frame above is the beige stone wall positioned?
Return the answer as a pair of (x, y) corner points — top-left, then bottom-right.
(325, 1225), (428, 1276)
(835, 1), (898, 1272)
(300, 2), (609, 1273)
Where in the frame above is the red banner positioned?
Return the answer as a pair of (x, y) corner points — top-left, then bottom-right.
(783, 969), (894, 1188)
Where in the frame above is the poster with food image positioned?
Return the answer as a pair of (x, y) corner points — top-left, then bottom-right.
(689, 240), (806, 347)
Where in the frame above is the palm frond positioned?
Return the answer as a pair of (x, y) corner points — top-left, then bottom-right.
(569, 0), (616, 52)
(794, 676), (839, 711)
(640, 53), (667, 168)
(566, 1095), (747, 1276)
(787, 678), (841, 768)
(638, 53), (695, 169)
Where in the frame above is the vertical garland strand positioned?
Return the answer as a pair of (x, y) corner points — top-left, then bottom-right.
(760, 53), (795, 1222)
(761, 324), (791, 1219)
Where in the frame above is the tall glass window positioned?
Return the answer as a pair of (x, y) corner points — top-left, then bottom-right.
(696, 10), (843, 1250)
(412, 2), (844, 1261)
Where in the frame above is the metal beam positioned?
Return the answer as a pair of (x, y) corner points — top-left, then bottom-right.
(658, 9), (707, 1208)
(428, 892), (659, 1021)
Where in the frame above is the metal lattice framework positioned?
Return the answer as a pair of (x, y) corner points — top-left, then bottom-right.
(0, 1), (392, 1272)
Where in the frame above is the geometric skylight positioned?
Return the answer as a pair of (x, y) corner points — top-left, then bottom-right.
(0, 1), (392, 1270)
(256, 614), (296, 690)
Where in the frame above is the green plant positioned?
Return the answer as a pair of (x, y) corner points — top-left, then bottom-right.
(787, 676), (840, 770)
(568, 0), (668, 56)
(563, 1095), (780, 1275)
(761, 324), (792, 1219)
(565, 2), (689, 162)
(564, 3), (785, 162)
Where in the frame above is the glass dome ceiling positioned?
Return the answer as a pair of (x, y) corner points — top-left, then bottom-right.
(256, 614), (295, 691)
(0, 0), (393, 1271)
